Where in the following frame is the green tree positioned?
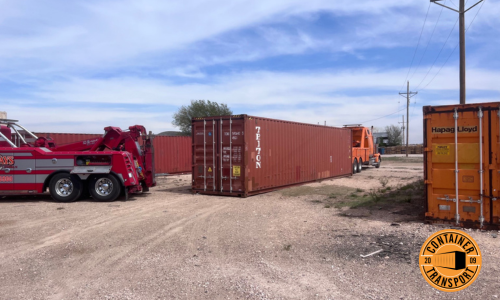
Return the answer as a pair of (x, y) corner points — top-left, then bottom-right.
(385, 124), (403, 146)
(173, 100), (233, 135)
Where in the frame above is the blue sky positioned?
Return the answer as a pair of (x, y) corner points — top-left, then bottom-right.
(1, 0), (499, 143)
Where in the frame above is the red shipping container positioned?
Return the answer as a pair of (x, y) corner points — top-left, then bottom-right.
(34, 132), (102, 146)
(153, 136), (191, 175)
(34, 132), (192, 175)
(192, 115), (352, 197)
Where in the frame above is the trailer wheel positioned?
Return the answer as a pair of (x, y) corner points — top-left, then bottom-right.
(375, 156), (381, 168)
(89, 174), (121, 202)
(353, 158), (358, 174)
(358, 158), (363, 172)
(49, 173), (82, 202)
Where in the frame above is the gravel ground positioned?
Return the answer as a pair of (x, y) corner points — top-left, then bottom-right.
(0, 158), (498, 300)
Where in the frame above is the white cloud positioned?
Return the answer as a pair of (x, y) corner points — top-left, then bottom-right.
(1, 0), (499, 146)
(0, 0), (426, 74)
(4, 66), (499, 143)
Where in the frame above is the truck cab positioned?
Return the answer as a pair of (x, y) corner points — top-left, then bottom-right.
(345, 125), (381, 173)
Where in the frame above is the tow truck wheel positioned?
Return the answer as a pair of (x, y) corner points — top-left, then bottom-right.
(358, 159), (363, 172)
(49, 173), (82, 202)
(89, 174), (121, 201)
(353, 158), (358, 174)
(376, 156), (381, 168)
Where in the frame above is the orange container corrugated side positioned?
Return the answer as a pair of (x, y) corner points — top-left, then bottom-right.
(423, 102), (500, 229)
(153, 136), (191, 174)
(192, 115), (352, 197)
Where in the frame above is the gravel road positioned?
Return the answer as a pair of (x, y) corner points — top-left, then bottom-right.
(0, 159), (498, 299)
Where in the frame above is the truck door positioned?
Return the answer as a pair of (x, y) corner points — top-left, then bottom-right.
(12, 149), (37, 192)
(0, 151), (14, 191)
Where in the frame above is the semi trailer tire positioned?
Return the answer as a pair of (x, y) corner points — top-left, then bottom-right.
(49, 173), (82, 202)
(89, 174), (121, 202)
(358, 159), (363, 172)
(376, 156), (381, 168)
(353, 159), (358, 174)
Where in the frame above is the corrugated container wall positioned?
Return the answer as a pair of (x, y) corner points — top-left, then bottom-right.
(153, 136), (191, 175)
(423, 102), (500, 229)
(34, 132), (102, 145)
(192, 115), (352, 197)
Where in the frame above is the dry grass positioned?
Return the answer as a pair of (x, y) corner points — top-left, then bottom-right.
(280, 185), (357, 198)
(381, 156), (423, 163)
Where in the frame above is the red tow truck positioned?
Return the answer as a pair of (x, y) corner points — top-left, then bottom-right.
(0, 119), (155, 202)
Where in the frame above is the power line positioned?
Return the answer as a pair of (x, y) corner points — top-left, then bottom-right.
(414, 17), (459, 90)
(359, 106), (408, 124)
(409, 1), (446, 82)
(418, 0), (486, 92)
(414, 0), (470, 90)
(411, 93), (419, 116)
(399, 82), (417, 157)
(449, 0), (459, 8)
(399, 3), (432, 93)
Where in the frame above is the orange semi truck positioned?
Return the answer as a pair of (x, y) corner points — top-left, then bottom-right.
(345, 125), (381, 173)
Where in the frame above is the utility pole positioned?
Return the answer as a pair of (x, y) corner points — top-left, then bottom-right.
(431, 0), (484, 104)
(398, 115), (405, 147)
(399, 81), (417, 157)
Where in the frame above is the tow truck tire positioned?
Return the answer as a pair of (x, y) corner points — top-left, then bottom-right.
(49, 173), (82, 202)
(376, 156), (381, 168)
(353, 158), (358, 174)
(89, 174), (121, 202)
(358, 158), (363, 172)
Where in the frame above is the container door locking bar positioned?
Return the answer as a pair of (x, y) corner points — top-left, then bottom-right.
(204, 120), (206, 191)
(478, 107), (485, 227)
(454, 108), (460, 225)
(213, 120), (216, 191)
(220, 118), (223, 193)
(229, 118), (232, 193)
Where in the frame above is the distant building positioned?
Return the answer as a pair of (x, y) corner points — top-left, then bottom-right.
(0, 111), (6, 119)
(373, 132), (389, 145)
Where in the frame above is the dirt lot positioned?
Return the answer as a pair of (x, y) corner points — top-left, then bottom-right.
(1, 157), (499, 299)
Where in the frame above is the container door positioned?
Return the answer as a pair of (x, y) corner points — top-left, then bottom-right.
(0, 151), (14, 191)
(426, 107), (489, 226)
(12, 149), (37, 192)
(193, 119), (218, 192)
(220, 117), (244, 194)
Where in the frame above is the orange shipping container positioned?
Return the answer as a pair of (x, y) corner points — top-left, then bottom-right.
(423, 102), (500, 229)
